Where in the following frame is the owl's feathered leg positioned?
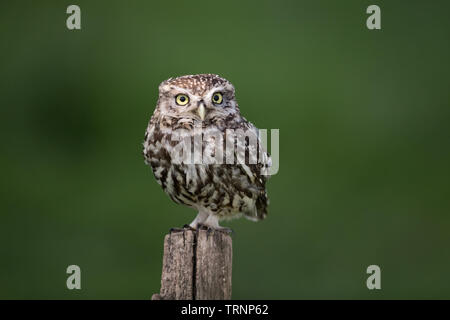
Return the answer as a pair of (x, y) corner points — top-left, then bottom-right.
(168, 211), (207, 232)
(198, 215), (234, 235)
(189, 210), (209, 229)
(201, 214), (220, 228)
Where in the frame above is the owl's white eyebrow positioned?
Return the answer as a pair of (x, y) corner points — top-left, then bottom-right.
(160, 87), (191, 97)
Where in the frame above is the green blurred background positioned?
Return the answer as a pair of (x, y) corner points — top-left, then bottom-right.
(1, 0), (449, 299)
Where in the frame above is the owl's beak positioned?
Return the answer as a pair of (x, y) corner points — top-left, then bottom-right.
(197, 103), (206, 121)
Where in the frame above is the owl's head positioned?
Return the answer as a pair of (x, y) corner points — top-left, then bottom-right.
(155, 74), (240, 124)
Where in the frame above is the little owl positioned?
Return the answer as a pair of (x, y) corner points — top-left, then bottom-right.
(143, 74), (271, 230)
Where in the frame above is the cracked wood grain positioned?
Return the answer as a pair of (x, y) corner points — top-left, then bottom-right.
(152, 229), (232, 300)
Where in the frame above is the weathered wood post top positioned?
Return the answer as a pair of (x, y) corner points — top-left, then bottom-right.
(152, 229), (232, 300)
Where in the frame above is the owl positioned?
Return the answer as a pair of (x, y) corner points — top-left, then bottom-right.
(143, 74), (271, 230)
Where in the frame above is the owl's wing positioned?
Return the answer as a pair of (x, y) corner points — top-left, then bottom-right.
(239, 118), (271, 176)
(232, 118), (271, 221)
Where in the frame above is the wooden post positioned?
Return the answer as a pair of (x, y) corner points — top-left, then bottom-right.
(151, 229), (232, 300)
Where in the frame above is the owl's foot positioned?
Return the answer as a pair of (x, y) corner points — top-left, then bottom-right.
(188, 211), (209, 230)
(197, 223), (234, 236)
(188, 213), (234, 235)
(169, 224), (196, 233)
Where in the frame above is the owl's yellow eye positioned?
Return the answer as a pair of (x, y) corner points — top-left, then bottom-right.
(212, 92), (223, 104)
(175, 94), (189, 106)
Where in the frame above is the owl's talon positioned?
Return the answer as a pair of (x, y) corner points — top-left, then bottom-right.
(196, 223), (208, 231)
(195, 224), (234, 236)
(170, 224), (196, 233)
(196, 223), (211, 233)
(183, 224), (196, 231)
